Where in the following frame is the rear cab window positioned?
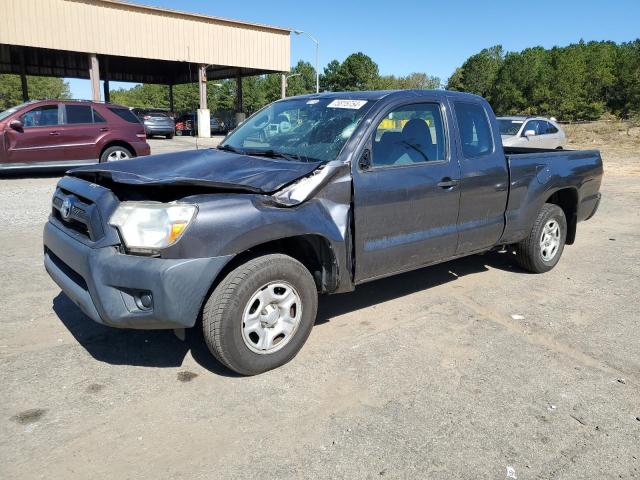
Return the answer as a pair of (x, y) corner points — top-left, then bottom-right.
(108, 107), (141, 124)
(453, 102), (494, 158)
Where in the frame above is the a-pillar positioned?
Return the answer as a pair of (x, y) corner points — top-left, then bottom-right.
(88, 53), (101, 102)
(197, 64), (211, 138)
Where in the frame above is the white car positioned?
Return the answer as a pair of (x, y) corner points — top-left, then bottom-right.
(498, 116), (567, 149)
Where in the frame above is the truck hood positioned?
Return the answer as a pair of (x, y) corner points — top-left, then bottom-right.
(68, 148), (323, 194)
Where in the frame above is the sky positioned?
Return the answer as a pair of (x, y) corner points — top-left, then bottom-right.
(68, 0), (640, 99)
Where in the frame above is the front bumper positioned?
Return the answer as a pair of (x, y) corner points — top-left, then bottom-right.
(44, 221), (232, 329)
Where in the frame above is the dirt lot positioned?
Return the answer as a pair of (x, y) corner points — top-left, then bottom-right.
(1, 127), (639, 479)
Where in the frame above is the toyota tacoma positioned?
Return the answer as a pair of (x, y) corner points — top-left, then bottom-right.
(44, 90), (603, 375)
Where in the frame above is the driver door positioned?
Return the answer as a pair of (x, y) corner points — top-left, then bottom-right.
(5, 104), (63, 164)
(352, 101), (461, 282)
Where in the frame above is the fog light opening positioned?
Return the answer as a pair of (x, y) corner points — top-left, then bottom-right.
(136, 291), (153, 310)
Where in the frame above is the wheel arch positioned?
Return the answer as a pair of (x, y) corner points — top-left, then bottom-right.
(545, 187), (578, 244)
(99, 140), (136, 160)
(209, 234), (340, 297)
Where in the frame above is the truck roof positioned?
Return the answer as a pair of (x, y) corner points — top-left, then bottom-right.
(284, 89), (486, 103)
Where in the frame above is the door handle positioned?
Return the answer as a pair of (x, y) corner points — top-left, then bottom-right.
(48, 131), (60, 136)
(100, 127), (109, 132)
(437, 178), (459, 189)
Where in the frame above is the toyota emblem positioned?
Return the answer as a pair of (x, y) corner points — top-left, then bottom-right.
(60, 197), (73, 220)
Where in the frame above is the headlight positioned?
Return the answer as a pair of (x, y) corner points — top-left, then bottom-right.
(109, 202), (197, 253)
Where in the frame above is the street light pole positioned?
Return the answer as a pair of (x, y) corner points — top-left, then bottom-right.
(281, 73), (302, 99)
(294, 30), (320, 93)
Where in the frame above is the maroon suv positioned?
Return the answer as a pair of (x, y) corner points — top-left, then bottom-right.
(0, 100), (150, 171)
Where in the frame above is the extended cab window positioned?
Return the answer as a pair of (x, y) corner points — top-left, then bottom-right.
(20, 105), (59, 127)
(66, 104), (93, 124)
(372, 103), (445, 167)
(454, 102), (493, 157)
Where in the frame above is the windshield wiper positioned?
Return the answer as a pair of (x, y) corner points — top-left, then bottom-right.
(248, 149), (305, 162)
(217, 144), (242, 154)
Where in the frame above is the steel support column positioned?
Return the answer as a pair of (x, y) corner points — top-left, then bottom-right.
(102, 56), (110, 103)
(235, 73), (243, 113)
(198, 64), (207, 110)
(88, 53), (101, 102)
(197, 64), (211, 138)
(168, 84), (174, 113)
(19, 49), (28, 101)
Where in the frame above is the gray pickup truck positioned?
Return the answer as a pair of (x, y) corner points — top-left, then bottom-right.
(44, 90), (603, 375)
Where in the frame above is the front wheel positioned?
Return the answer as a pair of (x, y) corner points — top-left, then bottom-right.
(515, 203), (567, 273)
(202, 254), (318, 375)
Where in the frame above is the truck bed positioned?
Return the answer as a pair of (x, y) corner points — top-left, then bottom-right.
(500, 146), (603, 245)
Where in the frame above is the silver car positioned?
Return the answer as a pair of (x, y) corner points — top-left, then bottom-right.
(498, 116), (566, 149)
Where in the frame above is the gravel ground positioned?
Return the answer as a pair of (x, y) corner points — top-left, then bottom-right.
(0, 135), (639, 479)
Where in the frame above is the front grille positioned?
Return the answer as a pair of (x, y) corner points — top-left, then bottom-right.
(52, 209), (90, 237)
(51, 190), (102, 242)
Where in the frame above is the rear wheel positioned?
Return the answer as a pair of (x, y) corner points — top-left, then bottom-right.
(202, 254), (318, 375)
(166, 133), (174, 139)
(515, 203), (567, 273)
(100, 145), (133, 163)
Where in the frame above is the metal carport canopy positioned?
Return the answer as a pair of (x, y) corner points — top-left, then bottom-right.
(0, 0), (292, 85)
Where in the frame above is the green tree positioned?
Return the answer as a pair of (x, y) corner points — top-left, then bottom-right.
(320, 60), (342, 91)
(446, 45), (504, 101)
(320, 53), (379, 91)
(609, 40), (640, 118)
(449, 40), (640, 120)
(378, 72), (441, 90)
(0, 75), (70, 110)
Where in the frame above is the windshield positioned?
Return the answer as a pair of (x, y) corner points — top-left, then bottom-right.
(220, 97), (373, 162)
(498, 119), (524, 136)
(0, 102), (29, 121)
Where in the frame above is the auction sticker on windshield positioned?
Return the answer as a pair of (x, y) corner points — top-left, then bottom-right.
(327, 99), (368, 109)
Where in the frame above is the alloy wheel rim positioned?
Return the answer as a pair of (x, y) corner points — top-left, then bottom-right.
(107, 150), (130, 161)
(540, 219), (561, 261)
(241, 281), (302, 354)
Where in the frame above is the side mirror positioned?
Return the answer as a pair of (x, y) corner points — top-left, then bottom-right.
(358, 149), (371, 170)
(9, 119), (23, 131)
(524, 129), (536, 137)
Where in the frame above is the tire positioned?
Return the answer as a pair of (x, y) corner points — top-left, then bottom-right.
(176, 129), (182, 136)
(166, 133), (174, 139)
(100, 145), (133, 163)
(515, 203), (567, 273)
(202, 254), (318, 375)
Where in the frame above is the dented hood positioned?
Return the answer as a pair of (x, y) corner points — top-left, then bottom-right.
(69, 148), (323, 193)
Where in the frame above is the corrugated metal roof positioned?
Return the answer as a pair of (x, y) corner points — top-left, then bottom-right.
(97, 0), (293, 32)
(0, 0), (291, 73)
